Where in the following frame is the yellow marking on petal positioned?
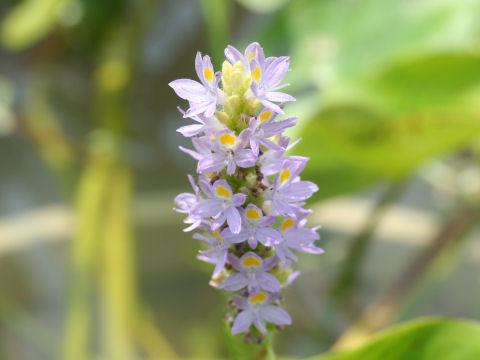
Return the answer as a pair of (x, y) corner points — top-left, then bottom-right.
(259, 110), (272, 123)
(246, 208), (261, 220)
(247, 52), (256, 60)
(249, 292), (267, 304)
(210, 134), (216, 140)
(282, 218), (295, 232)
(243, 256), (261, 267)
(219, 133), (236, 146)
(204, 67), (214, 82)
(280, 168), (290, 184)
(215, 185), (231, 199)
(213, 230), (223, 244)
(252, 66), (261, 82)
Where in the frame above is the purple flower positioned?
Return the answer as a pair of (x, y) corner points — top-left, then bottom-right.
(231, 292), (291, 335)
(194, 228), (235, 277)
(222, 204), (280, 249)
(219, 252), (281, 296)
(275, 217), (324, 264)
(248, 109), (297, 155)
(197, 128), (257, 175)
(192, 179), (246, 233)
(268, 157), (318, 217)
(169, 52), (221, 118)
(249, 55), (295, 114)
(173, 175), (203, 232)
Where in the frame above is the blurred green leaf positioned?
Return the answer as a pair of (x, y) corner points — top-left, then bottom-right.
(1, 0), (64, 50)
(199, 0), (231, 64)
(366, 53), (480, 113)
(236, 0), (290, 14)
(298, 104), (480, 199)
(262, 0), (480, 199)
(309, 317), (480, 360)
(285, 0), (480, 90)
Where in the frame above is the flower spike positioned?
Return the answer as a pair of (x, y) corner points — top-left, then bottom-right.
(171, 42), (323, 342)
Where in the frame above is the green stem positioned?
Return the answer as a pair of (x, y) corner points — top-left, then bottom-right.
(224, 320), (276, 360)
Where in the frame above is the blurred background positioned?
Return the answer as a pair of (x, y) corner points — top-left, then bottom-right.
(0, 0), (480, 359)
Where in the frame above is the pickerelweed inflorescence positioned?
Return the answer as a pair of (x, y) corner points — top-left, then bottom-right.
(170, 42), (323, 341)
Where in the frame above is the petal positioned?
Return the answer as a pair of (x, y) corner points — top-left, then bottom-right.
(261, 305), (292, 326)
(232, 193), (247, 207)
(253, 315), (267, 334)
(226, 157), (236, 175)
(169, 79), (206, 102)
(176, 124), (204, 137)
(257, 273), (281, 293)
(227, 253), (244, 272)
(233, 295), (248, 310)
(265, 91), (296, 103)
(222, 228), (248, 244)
(235, 149), (257, 168)
(282, 270), (301, 288)
(272, 198), (296, 217)
(212, 249), (228, 277)
(192, 199), (223, 218)
(260, 255), (279, 271)
(264, 56), (290, 88)
(179, 146), (203, 161)
(256, 227), (281, 247)
(248, 235), (257, 249)
(226, 207), (242, 234)
(247, 282), (260, 297)
(231, 310), (255, 335)
(281, 181), (318, 201)
(224, 45), (244, 66)
(262, 117), (297, 138)
(185, 100), (216, 118)
(198, 153), (227, 174)
(259, 98), (285, 114)
(219, 273), (249, 291)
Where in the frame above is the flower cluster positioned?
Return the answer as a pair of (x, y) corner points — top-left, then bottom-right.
(171, 42), (323, 340)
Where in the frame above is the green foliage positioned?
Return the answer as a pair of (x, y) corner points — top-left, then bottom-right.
(236, 0), (290, 14)
(366, 54), (480, 113)
(310, 318), (480, 360)
(260, 0), (480, 199)
(1, 0), (64, 50)
(200, 0), (232, 64)
(297, 105), (480, 199)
